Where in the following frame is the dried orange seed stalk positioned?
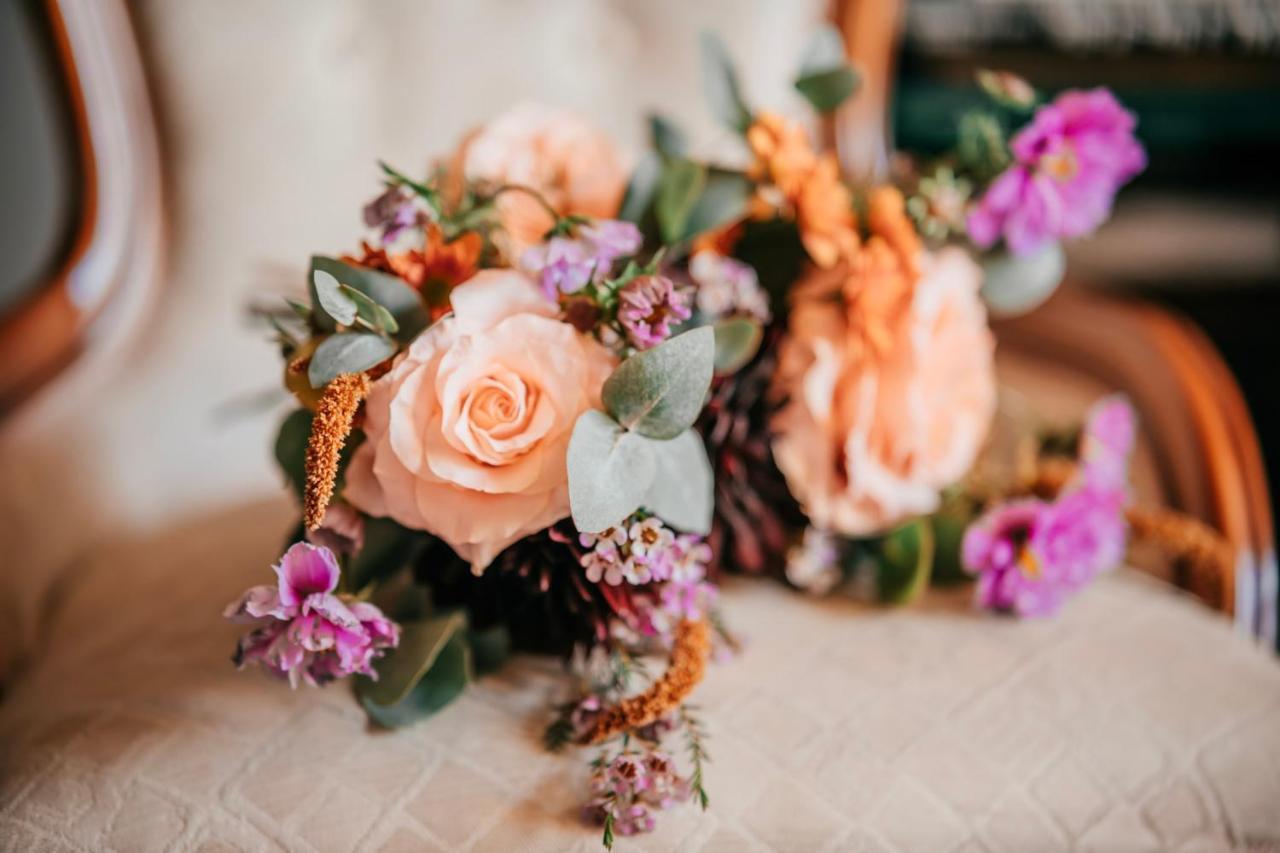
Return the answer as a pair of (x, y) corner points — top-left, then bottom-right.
(304, 372), (370, 531)
(580, 619), (712, 745)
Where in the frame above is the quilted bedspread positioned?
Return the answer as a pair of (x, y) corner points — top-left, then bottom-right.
(3, 498), (1279, 852)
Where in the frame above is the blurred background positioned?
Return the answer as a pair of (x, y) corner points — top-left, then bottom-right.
(0, 0), (1277, 652)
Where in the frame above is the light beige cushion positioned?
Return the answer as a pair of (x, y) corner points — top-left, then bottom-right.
(3, 498), (1279, 852)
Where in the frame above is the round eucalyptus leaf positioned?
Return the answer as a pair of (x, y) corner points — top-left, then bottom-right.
(567, 409), (657, 533)
(980, 241), (1065, 318)
(641, 429), (714, 534)
(307, 332), (396, 388)
(602, 327), (715, 440)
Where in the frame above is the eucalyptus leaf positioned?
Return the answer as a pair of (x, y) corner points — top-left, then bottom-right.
(312, 269), (358, 325)
(648, 113), (689, 158)
(795, 65), (860, 114)
(980, 241), (1065, 318)
(602, 327), (715, 440)
(359, 628), (471, 728)
(340, 283), (400, 335)
(681, 168), (752, 242)
(712, 316), (763, 374)
(655, 158), (706, 244)
(567, 409), (658, 533)
(641, 429), (714, 534)
(700, 32), (751, 134)
(619, 152), (662, 227)
(876, 520), (935, 605)
(307, 332), (396, 388)
(309, 256), (428, 342)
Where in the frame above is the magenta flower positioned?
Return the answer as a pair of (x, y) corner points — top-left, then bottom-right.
(967, 88), (1146, 256)
(962, 397), (1136, 617)
(224, 542), (399, 687)
(616, 275), (692, 349)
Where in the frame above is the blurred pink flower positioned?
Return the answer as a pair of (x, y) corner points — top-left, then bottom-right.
(617, 275), (692, 350)
(225, 542), (399, 687)
(968, 88), (1146, 256)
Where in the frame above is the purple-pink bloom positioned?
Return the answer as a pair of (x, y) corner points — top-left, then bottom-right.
(617, 275), (692, 349)
(225, 542), (399, 687)
(962, 405), (1132, 618)
(1079, 393), (1136, 490)
(363, 187), (423, 244)
(579, 219), (643, 266)
(967, 88), (1146, 256)
(521, 237), (596, 299)
(520, 218), (642, 300)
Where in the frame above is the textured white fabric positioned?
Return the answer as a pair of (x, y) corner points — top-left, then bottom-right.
(3, 498), (1280, 851)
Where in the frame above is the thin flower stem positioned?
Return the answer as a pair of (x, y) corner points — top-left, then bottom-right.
(489, 183), (563, 223)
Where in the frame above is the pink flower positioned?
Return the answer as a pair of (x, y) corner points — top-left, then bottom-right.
(772, 247), (996, 535)
(962, 395), (1135, 616)
(453, 103), (628, 257)
(1079, 393), (1136, 490)
(225, 543), (399, 686)
(519, 219), (642, 300)
(344, 269), (615, 571)
(617, 275), (692, 350)
(968, 88), (1146, 256)
(585, 747), (691, 837)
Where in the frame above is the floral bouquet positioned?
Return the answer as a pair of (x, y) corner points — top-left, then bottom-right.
(229, 27), (1214, 847)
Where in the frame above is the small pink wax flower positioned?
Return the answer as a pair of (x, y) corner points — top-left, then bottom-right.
(225, 542), (399, 687)
(967, 88), (1146, 256)
(617, 275), (692, 349)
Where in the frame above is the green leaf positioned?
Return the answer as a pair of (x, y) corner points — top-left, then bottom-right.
(379, 161), (440, 209)
(681, 168), (752, 242)
(312, 269), (358, 325)
(340, 283), (400, 335)
(979, 241), (1065, 318)
(567, 409), (658, 533)
(656, 157), (706, 244)
(307, 332), (396, 388)
(648, 113), (689, 157)
(348, 516), (426, 591)
(712, 316), (763, 374)
(286, 298), (313, 322)
(309, 256), (429, 342)
(795, 65), (860, 113)
(931, 509), (972, 586)
(642, 429), (714, 534)
(619, 152), (662, 227)
(359, 629), (471, 728)
(876, 520), (935, 605)
(956, 111), (1011, 183)
(273, 409), (313, 498)
(700, 32), (751, 134)
(467, 625), (511, 676)
(602, 327), (715, 440)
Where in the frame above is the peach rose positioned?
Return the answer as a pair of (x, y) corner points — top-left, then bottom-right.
(344, 269), (615, 570)
(454, 103), (628, 256)
(771, 246), (996, 535)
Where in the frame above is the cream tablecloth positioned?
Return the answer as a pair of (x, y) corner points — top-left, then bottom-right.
(3, 498), (1279, 852)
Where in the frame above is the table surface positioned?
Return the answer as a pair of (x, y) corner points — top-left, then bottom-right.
(2, 498), (1278, 853)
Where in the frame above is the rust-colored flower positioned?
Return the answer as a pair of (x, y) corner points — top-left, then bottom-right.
(747, 112), (857, 269)
(747, 111), (817, 197)
(795, 154), (859, 269)
(344, 225), (481, 320)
